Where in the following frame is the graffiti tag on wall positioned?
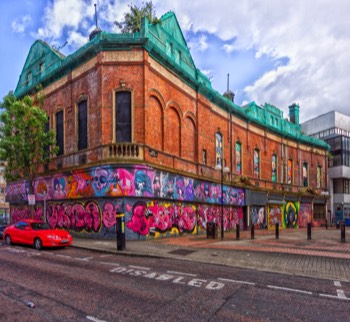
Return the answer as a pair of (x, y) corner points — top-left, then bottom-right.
(10, 199), (244, 240)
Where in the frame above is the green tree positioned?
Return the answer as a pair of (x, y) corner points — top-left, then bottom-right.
(0, 93), (58, 190)
(114, 1), (160, 33)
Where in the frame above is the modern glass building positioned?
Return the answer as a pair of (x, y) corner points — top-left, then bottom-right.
(302, 111), (350, 225)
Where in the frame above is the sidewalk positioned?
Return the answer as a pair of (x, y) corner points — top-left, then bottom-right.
(72, 227), (350, 281)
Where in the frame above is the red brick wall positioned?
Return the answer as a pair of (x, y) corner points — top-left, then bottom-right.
(40, 47), (328, 192)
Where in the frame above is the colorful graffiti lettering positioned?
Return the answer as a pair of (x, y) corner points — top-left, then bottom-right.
(10, 198), (245, 240)
(46, 201), (101, 232)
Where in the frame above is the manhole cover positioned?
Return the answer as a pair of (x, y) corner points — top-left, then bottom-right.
(168, 249), (196, 256)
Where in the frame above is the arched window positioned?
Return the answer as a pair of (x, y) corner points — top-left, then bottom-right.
(272, 154), (277, 182)
(253, 148), (260, 178)
(235, 141), (242, 175)
(215, 132), (223, 167)
(303, 162), (308, 187)
(317, 165), (322, 188)
(115, 91), (131, 142)
(55, 110), (64, 156)
(287, 159), (293, 184)
(77, 99), (88, 150)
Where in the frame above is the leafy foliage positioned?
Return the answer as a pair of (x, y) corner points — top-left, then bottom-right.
(0, 93), (58, 184)
(115, 1), (160, 33)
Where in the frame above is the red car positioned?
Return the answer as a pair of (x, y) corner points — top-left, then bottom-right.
(3, 219), (72, 250)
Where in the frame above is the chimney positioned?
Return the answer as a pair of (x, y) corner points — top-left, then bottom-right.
(289, 103), (300, 125)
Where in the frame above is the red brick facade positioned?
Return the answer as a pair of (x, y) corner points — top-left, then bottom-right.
(9, 14), (329, 237)
(36, 46), (328, 195)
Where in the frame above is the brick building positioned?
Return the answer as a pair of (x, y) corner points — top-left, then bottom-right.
(7, 12), (329, 240)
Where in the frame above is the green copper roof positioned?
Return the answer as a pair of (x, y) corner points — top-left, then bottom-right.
(14, 12), (329, 150)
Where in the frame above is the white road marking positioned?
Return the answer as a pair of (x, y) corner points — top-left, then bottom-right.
(337, 290), (347, 299)
(320, 293), (350, 300)
(99, 261), (120, 266)
(334, 281), (341, 287)
(218, 278), (255, 286)
(99, 254), (112, 258)
(75, 257), (94, 261)
(267, 285), (312, 295)
(56, 254), (72, 259)
(167, 270), (197, 277)
(129, 265), (150, 270)
(86, 316), (107, 322)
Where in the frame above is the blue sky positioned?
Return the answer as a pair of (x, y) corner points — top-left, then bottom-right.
(1, 0), (350, 121)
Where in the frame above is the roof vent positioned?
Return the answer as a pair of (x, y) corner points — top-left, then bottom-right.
(223, 73), (235, 102)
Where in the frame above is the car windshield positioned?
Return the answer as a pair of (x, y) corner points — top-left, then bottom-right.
(30, 222), (51, 230)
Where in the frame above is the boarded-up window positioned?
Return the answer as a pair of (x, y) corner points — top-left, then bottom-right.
(78, 100), (88, 150)
(116, 91), (131, 142)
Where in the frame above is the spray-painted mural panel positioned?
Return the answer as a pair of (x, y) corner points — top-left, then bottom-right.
(9, 199), (243, 240)
(267, 204), (283, 230)
(298, 203), (313, 228)
(6, 166), (245, 207)
(250, 206), (266, 229)
(284, 202), (299, 228)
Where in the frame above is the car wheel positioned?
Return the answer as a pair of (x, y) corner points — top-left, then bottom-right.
(34, 238), (43, 250)
(5, 235), (11, 246)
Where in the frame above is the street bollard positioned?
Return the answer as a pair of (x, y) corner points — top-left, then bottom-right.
(275, 223), (279, 239)
(116, 213), (126, 250)
(236, 224), (240, 240)
(307, 222), (312, 240)
(251, 224), (255, 240)
(340, 223), (346, 243)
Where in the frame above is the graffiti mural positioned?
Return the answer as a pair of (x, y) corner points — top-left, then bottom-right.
(285, 202), (299, 228)
(298, 203), (312, 228)
(250, 206), (266, 229)
(267, 205), (283, 229)
(10, 198), (244, 240)
(6, 166), (245, 207)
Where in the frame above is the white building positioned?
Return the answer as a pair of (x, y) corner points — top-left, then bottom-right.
(302, 111), (350, 225)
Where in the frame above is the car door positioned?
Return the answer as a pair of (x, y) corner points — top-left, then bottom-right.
(11, 222), (26, 243)
(21, 222), (35, 245)
(14, 222), (32, 245)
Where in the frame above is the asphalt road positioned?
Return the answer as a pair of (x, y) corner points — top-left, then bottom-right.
(0, 244), (349, 321)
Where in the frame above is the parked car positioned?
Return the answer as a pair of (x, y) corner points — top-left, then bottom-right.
(3, 219), (72, 250)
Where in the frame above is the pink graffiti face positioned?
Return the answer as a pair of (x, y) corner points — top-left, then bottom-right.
(103, 203), (116, 228)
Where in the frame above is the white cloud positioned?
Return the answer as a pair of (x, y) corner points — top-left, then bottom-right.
(11, 15), (32, 33)
(36, 0), (95, 41)
(66, 30), (88, 49)
(24, 0), (350, 121)
(158, 0), (350, 121)
(222, 44), (235, 54)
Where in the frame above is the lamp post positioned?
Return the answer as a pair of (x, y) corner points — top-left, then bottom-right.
(215, 164), (230, 239)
